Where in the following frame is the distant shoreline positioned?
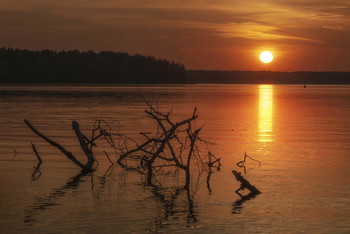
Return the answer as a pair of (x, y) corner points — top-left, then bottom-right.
(1, 83), (350, 87)
(1, 70), (349, 85)
(187, 70), (350, 84)
(1, 47), (349, 85)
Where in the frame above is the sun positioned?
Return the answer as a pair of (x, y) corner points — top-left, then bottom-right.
(260, 51), (274, 64)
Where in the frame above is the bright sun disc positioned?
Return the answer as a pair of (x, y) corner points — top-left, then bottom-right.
(260, 51), (274, 63)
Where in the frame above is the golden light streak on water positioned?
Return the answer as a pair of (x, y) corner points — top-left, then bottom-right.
(258, 85), (273, 142)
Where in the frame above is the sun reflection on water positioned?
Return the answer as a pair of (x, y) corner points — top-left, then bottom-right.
(259, 85), (273, 142)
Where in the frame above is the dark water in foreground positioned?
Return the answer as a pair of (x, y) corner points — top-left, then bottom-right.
(0, 85), (350, 233)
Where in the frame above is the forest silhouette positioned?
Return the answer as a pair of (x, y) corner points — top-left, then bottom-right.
(1, 47), (349, 84)
(0, 47), (186, 84)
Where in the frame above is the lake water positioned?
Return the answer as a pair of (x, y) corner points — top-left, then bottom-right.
(0, 84), (350, 233)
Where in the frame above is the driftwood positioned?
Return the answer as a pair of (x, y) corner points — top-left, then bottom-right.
(231, 170), (261, 195)
(231, 170), (261, 214)
(24, 119), (95, 172)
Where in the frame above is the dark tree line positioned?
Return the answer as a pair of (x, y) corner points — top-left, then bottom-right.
(1, 47), (349, 84)
(188, 70), (350, 84)
(0, 47), (186, 84)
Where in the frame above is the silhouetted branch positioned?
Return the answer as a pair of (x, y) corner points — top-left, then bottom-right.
(72, 121), (95, 169)
(24, 119), (92, 172)
(31, 143), (42, 163)
(231, 170), (261, 214)
(207, 151), (221, 169)
(97, 99), (216, 189)
(206, 169), (213, 194)
(231, 170), (261, 195)
(206, 151), (221, 194)
(13, 148), (18, 158)
(237, 152), (261, 167)
(103, 151), (114, 165)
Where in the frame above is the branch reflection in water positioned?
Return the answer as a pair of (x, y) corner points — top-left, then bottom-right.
(30, 162), (42, 181)
(232, 189), (260, 215)
(91, 165), (114, 201)
(25, 164), (118, 224)
(145, 159), (218, 231)
(24, 162), (219, 230)
(24, 171), (90, 224)
(149, 185), (197, 231)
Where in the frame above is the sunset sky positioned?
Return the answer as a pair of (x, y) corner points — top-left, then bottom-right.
(1, 0), (349, 71)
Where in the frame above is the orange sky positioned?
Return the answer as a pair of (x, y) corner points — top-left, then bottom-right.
(0, 0), (349, 71)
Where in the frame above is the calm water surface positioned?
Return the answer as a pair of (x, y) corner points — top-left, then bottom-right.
(0, 85), (350, 233)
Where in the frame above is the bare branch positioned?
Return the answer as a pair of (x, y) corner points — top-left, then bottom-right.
(31, 143), (43, 163)
(72, 121), (95, 169)
(103, 151), (114, 165)
(13, 148), (18, 158)
(24, 119), (90, 171)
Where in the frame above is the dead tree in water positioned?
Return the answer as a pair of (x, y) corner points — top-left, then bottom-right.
(122, 102), (202, 189)
(24, 102), (220, 188)
(24, 119), (97, 172)
(99, 101), (219, 189)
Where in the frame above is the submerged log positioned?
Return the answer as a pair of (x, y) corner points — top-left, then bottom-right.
(231, 170), (261, 195)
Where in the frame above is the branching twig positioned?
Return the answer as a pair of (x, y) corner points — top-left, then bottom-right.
(103, 151), (114, 165)
(31, 143), (43, 163)
(13, 148), (18, 158)
(237, 152), (261, 167)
